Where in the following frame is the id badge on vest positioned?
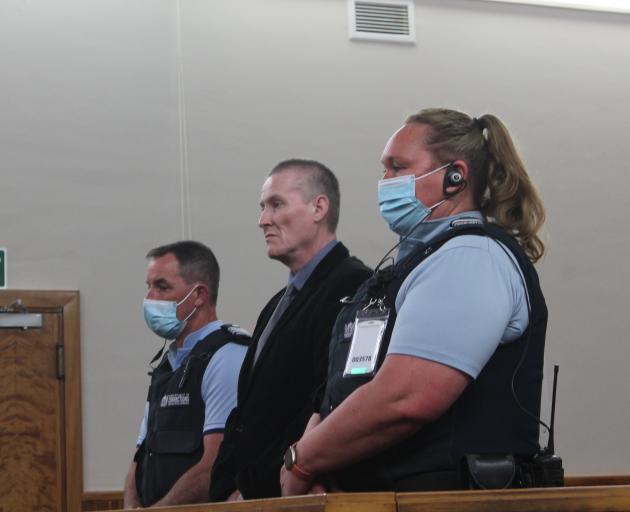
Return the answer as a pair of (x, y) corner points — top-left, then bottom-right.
(343, 302), (390, 378)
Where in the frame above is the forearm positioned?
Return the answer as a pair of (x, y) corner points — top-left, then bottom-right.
(304, 413), (321, 434)
(297, 355), (470, 477)
(279, 381), (417, 497)
(298, 379), (419, 475)
(123, 462), (141, 509)
(154, 433), (223, 506)
(151, 461), (211, 506)
(208, 443), (238, 501)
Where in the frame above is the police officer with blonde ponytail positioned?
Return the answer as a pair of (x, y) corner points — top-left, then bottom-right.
(281, 108), (549, 494)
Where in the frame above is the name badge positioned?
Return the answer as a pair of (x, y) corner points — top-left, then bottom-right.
(343, 306), (389, 378)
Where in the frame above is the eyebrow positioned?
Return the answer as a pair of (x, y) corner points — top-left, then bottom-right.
(260, 193), (282, 207)
(382, 156), (405, 166)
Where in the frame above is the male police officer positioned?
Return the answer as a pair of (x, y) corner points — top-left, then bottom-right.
(123, 241), (248, 508)
(209, 159), (371, 500)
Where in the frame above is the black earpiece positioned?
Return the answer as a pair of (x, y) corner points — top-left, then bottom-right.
(443, 164), (465, 196)
(445, 167), (464, 186)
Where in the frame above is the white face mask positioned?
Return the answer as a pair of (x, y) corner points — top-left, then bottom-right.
(142, 286), (198, 339)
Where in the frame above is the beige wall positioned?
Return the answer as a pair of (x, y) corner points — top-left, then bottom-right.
(1, 0), (629, 490)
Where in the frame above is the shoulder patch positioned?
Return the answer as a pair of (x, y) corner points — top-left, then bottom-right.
(221, 323), (251, 341)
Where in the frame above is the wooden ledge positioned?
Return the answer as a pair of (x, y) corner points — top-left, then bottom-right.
(565, 475), (630, 486)
(396, 485), (630, 512)
(107, 493), (396, 512)
(90, 481), (630, 512)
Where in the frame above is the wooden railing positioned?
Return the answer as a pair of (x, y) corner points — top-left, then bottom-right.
(95, 483), (630, 512)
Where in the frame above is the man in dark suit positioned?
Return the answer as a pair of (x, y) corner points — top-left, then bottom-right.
(209, 159), (371, 500)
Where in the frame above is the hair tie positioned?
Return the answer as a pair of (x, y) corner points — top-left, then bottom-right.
(472, 117), (485, 131)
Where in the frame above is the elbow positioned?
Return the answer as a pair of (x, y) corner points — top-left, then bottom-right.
(395, 393), (449, 426)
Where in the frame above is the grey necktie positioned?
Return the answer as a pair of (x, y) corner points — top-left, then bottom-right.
(253, 284), (296, 364)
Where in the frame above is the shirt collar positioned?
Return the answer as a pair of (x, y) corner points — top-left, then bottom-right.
(289, 239), (338, 291)
(397, 211), (484, 261)
(167, 319), (222, 370)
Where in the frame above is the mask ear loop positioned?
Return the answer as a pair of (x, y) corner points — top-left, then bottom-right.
(374, 162), (463, 274)
(176, 285), (199, 306)
(373, 196), (447, 274)
(177, 285), (201, 322)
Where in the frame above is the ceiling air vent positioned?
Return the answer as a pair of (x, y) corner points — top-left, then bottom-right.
(348, 0), (416, 44)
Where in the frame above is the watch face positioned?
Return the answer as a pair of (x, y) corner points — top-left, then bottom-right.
(283, 445), (295, 470)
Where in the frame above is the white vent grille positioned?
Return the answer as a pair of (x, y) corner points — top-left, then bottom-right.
(348, 0), (416, 43)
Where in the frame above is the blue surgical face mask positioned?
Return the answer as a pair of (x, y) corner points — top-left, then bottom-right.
(378, 163), (450, 236)
(143, 286), (199, 340)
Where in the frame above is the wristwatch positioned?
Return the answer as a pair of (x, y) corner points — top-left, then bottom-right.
(283, 443), (315, 481)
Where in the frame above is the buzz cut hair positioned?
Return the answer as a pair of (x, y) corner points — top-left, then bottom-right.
(146, 240), (220, 304)
(269, 158), (340, 232)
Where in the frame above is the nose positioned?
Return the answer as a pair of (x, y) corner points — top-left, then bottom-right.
(145, 288), (157, 300)
(258, 208), (271, 228)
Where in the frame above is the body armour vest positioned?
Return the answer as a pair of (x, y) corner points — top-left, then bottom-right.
(135, 325), (250, 507)
(319, 221), (547, 491)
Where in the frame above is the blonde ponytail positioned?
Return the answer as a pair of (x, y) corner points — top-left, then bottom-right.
(407, 108), (546, 262)
(479, 114), (545, 262)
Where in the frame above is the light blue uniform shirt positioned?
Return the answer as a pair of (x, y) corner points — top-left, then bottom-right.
(387, 211), (529, 378)
(137, 320), (247, 445)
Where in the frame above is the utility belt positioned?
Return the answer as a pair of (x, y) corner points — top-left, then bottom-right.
(388, 453), (564, 492)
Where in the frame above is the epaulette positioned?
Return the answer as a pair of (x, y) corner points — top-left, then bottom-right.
(221, 323), (252, 342)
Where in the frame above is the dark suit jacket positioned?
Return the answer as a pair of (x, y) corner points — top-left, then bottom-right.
(209, 242), (371, 500)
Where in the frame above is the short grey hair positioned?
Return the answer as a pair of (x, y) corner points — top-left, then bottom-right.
(269, 158), (340, 232)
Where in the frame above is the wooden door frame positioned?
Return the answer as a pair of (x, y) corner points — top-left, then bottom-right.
(1, 289), (82, 512)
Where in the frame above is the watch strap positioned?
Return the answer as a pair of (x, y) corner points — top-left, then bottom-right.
(287, 443), (315, 481)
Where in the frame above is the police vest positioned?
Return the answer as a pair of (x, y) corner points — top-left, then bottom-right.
(319, 221), (547, 491)
(135, 324), (250, 506)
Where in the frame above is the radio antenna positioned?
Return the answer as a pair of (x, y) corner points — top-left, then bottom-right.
(547, 364), (559, 453)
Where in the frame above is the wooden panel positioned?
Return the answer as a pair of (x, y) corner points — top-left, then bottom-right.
(103, 493), (396, 512)
(565, 475), (630, 486)
(81, 479), (630, 511)
(82, 491), (124, 511)
(97, 488), (630, 512)
(0, 290), (82, 512)
(396, 485), (630, 512)
(324, 492), (396, 512)
(0, 312), (64, 511)
(82, 484), (630, 512)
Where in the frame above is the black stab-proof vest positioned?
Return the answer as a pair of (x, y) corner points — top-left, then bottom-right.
(135, 325), (250, 507)
(319, 221), (548, 491)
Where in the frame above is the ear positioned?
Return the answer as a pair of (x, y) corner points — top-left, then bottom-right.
(312, 194), (330, 224)
(444, 159), (470, 195)
(193, 284), (209, 307)
(452, 159), (469, 180)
